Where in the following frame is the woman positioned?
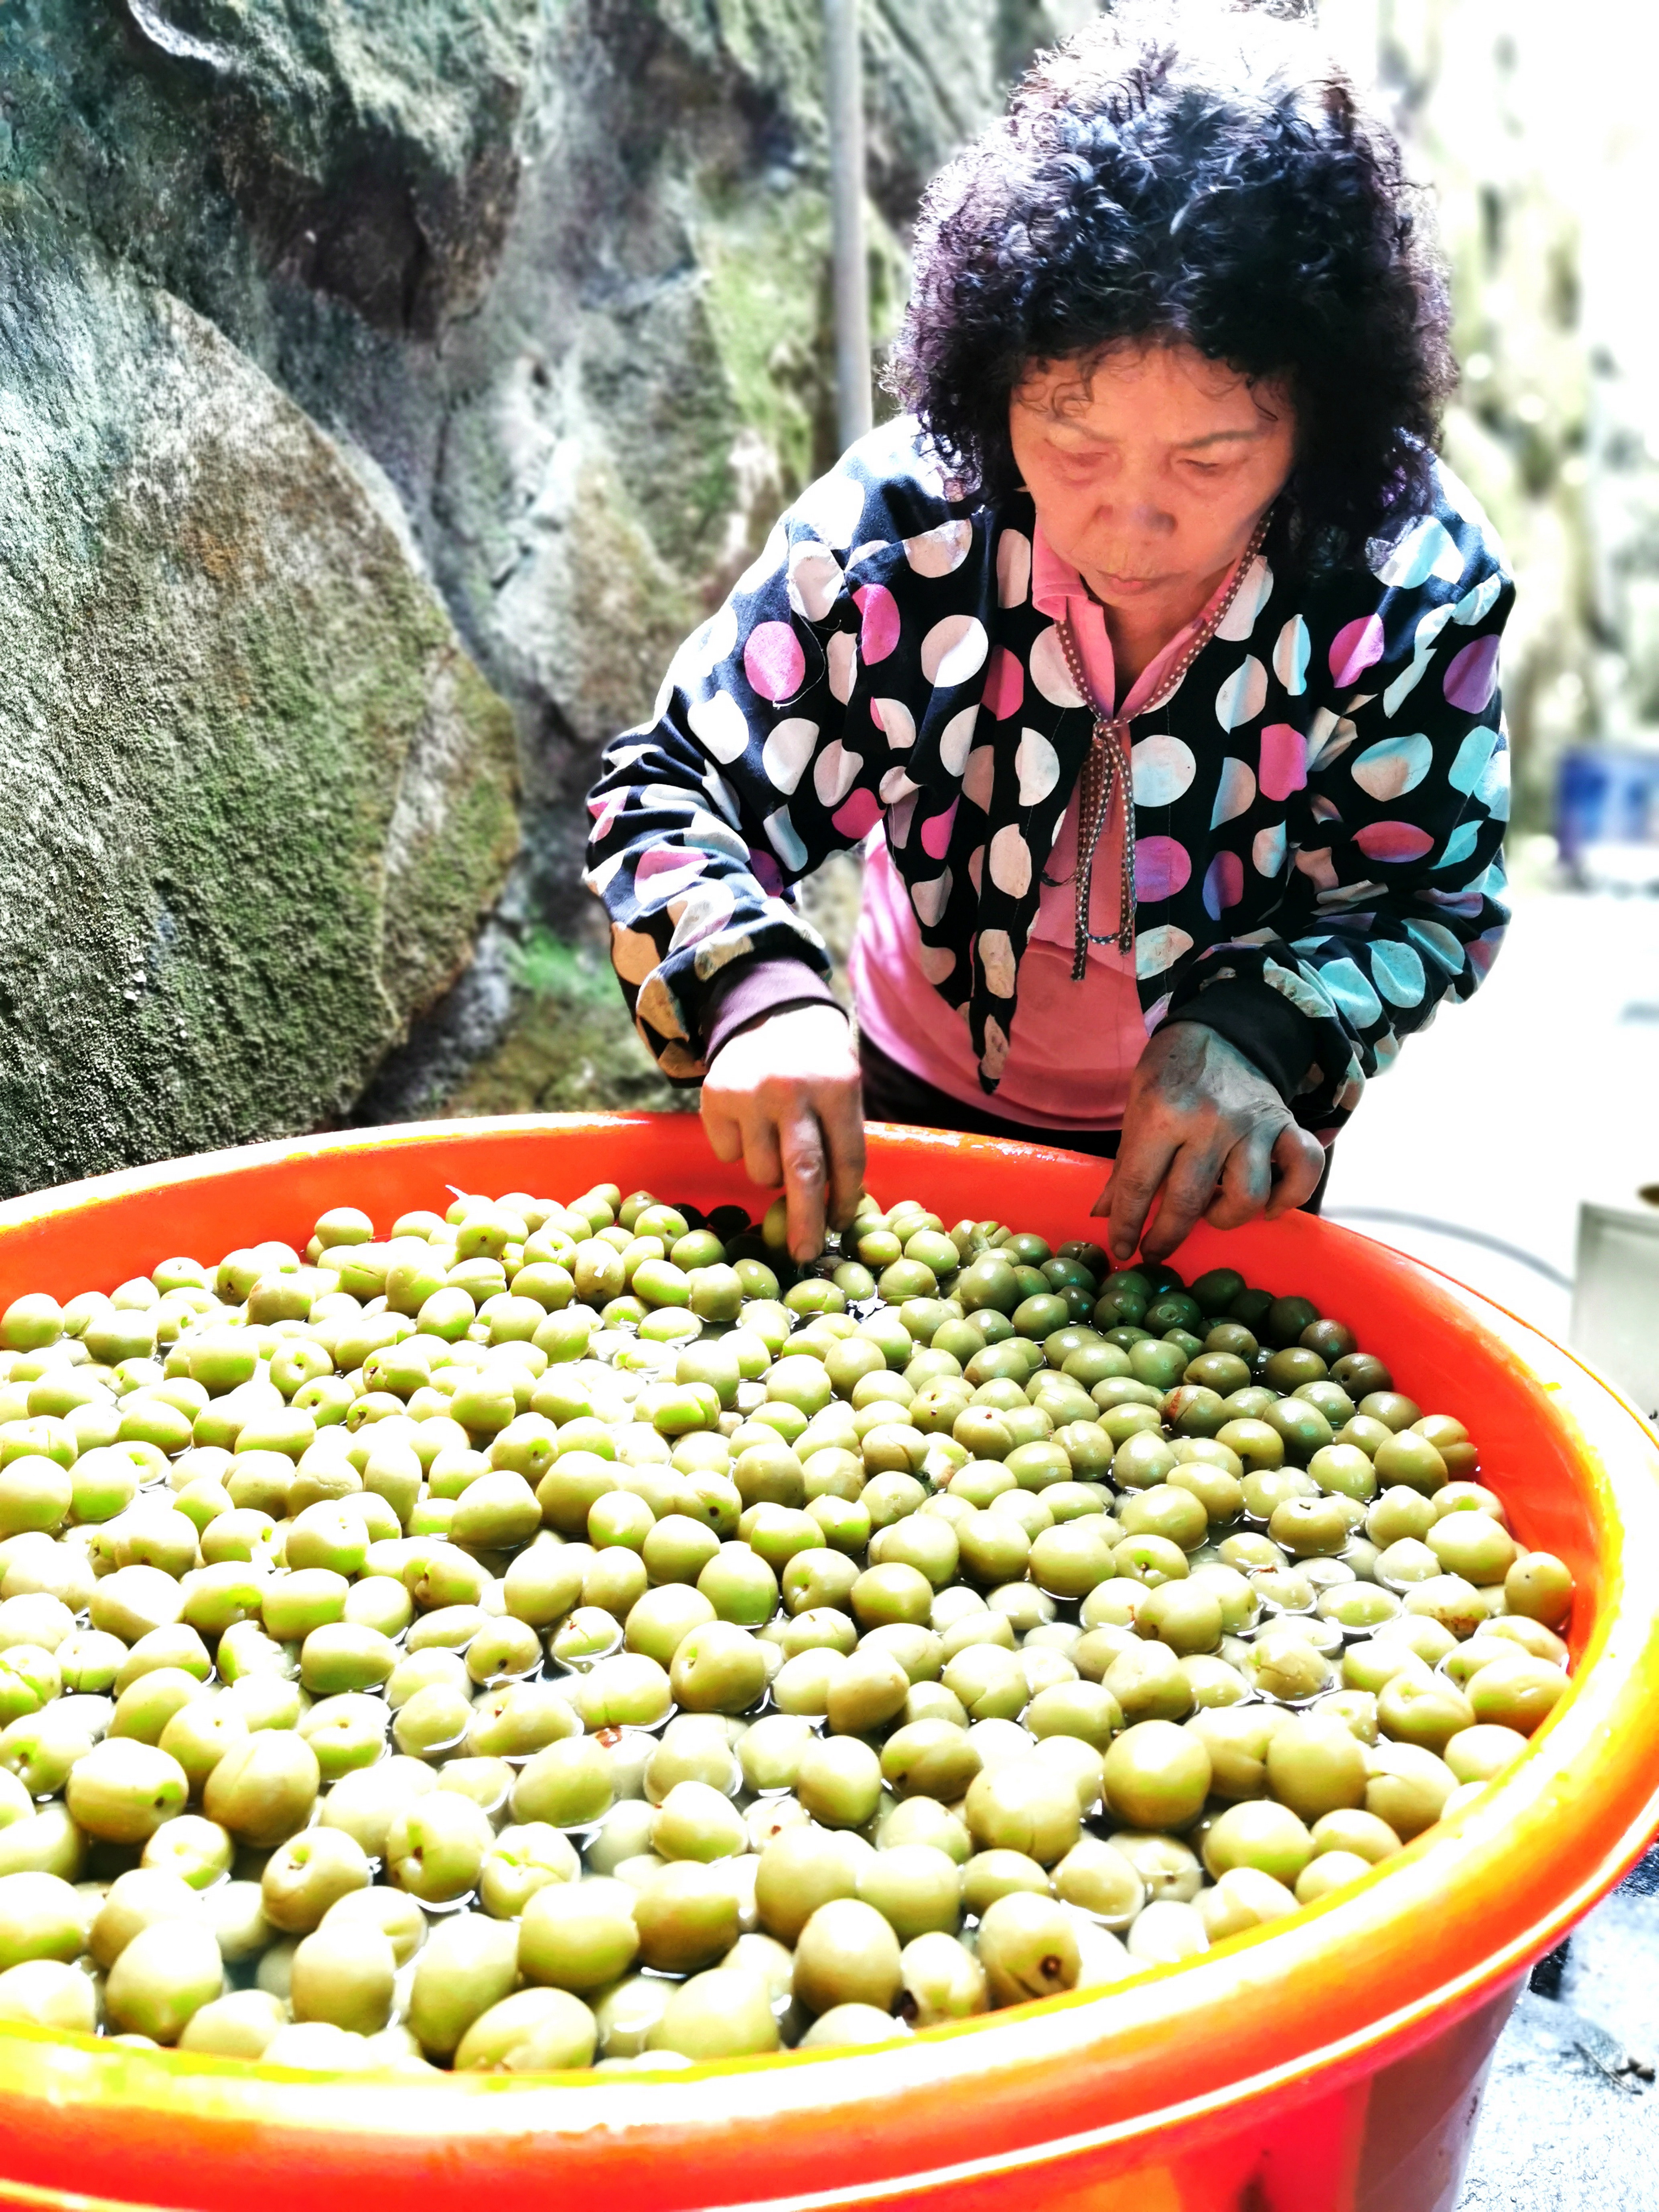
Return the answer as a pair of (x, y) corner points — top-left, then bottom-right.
(584, 3), (1511, 1268)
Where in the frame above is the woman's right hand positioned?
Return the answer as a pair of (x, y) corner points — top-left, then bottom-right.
(701, 1005), (866, 1265)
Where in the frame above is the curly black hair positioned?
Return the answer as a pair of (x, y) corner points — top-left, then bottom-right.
(888, 1), (1454, 564)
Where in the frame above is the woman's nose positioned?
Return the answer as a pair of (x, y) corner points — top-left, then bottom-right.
(1098, 495), (1175, 537)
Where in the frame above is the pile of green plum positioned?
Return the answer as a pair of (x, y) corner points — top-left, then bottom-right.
(0, 1179), (1574, 2076)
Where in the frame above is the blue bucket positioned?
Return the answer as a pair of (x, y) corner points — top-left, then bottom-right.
(1556, 747), (1659, 865)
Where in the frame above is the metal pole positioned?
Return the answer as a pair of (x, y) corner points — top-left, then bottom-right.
(824, 0), (872, 451)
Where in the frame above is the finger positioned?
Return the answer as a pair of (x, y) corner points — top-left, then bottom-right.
(702, 1096), (744, 1166)
(815, 1079), (867, 1234)
(738, 1110), (784, 1196)
(1264, 1125), (1328, 1218)
(1103, 1123), (1181, 1262)
(779, 1111), (829, 1263)
(1140, 1139), (1228, 1262)
(1203, 1121), (1278, 1231)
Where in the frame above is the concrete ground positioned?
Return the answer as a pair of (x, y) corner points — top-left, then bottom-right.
(1322, 882), (1659, 1356)
(1321, 881), (1659, 2205)
(1457, 1853), (1659, 2208)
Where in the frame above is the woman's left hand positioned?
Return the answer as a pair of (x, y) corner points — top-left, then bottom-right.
(1099, 1022), (1327, 1263)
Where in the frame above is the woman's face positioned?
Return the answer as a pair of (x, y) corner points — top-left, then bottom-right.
(1009, 341), (1296, 630)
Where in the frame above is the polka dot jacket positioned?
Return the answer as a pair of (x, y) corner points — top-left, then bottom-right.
(584, 416), (1512, 1137)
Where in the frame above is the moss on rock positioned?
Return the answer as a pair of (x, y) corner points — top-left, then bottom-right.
(0, 191), (518, 1191)
(445, 931), (690, 1119)
(0, 0), (1057, 1151)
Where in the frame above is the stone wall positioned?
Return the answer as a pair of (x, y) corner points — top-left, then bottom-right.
(1382, 0), (1641, 832)
(0, 1), (1091, 1176)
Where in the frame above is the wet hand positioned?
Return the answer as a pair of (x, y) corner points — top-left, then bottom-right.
(1097, 1022), (1326, 1263)
(701, 1005), (866, 1264)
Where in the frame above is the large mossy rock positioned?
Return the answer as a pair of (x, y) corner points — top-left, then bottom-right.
(2, 0), (1089, 1157)
(0, 192), (519, 1190)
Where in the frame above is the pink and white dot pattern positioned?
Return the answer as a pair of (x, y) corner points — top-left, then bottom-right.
(586, 414), (1512, 1133)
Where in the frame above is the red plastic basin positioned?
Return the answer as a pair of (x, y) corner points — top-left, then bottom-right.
(0, 1113), (1651, 2212)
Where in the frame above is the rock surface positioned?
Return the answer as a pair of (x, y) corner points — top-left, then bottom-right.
(2, 0), (1090, 1164)
(0, 188), (519, 1191)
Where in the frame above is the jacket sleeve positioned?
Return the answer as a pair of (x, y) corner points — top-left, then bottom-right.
(1166, 506), (1514, 1136)
(582, 449), (904, 1082)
